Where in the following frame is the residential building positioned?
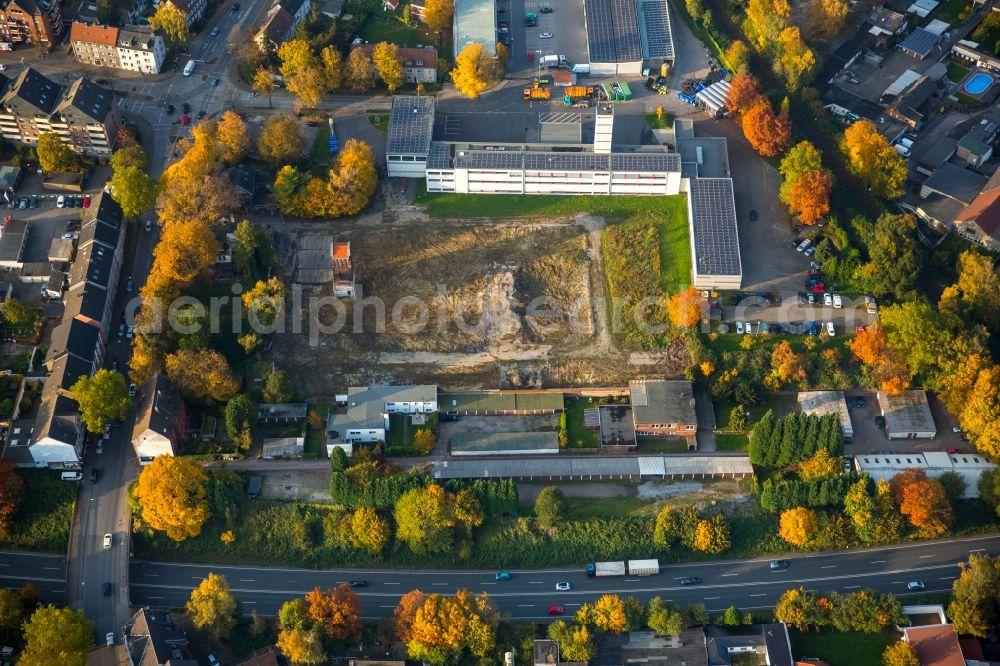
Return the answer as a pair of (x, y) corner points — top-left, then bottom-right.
(332, 241), (354, 297)
(162, 0), (205, 27)
(0, 0), (64, 52)
(258, 403), (308, 422)
(868, 6), (907, 36)
(885, 75), (936, 128)
(131, 374), (185, 464)
(876, 389), (937, 439)
(69, 21), (118, 67)
(352, 43), (438, 84)
(954, 169), (1000, 249)
(629, 379), (697, 437)
(704, 623), (794, 666)
(853, 452), (995, 498)
(228, 165), (255, 197)
(914, 136), (957, 176)
(798, 391), (853, 441)
(952, 41), (1000, 73)
(231, 647), (282, 666)
(903, 625), (964, 666)
(326, 385), (438, 452)
(30, 191), (124, 468)
(956, 108), (1000, 167)
(253, 0), (309, 49)
(0, 67), (120, 157)
(123, 607), (198, 666)
(116, 24), (166, 73)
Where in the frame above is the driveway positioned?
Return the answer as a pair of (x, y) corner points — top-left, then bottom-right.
(843, 391), (973, 455)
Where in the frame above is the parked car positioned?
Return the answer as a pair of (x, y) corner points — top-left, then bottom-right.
(540, 6), (553, 11)
(182, 102), (191, 114)
(82, 195), (91, 208)
(832, 294), (842, 308)
(555, 581), (571, 591)
(875, 415), (886, 429)
(210, 26), (220, 36)
(103, 582), (111, 596)
(826, 321), (836, 336)
(744, 321), (752, 335)
(823, 292), (833, 306)
(212, 78), (220, 86)
(145, 219), (153, 231)
(796, 239), (811, 253)
(736, 321), (744, 335)
(440, 413), (460, 422)
(56, 195), (65, 208)
(125, 276), (133, 293)
(103, 533), (113, 549)
(106, 632), (114, 647)
(128, 383), (136, 397)
(539, 32), (553, 38)
(944, 447), (959, 454)
(855, 397), (865, 409)
(678, 577), (701, 585)
(807, 293), (816, 304)
(804, 245), (816, 257)
(865, 295), (877, 313)
(166, 104), (175, 114)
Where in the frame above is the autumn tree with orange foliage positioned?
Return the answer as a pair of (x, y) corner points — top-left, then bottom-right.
(392, 590), (426, 643)
(405, 589), (499, 662)
(779, 507), (819, 547)
(305, 584), (362, 642)
(841, 119), (907, 199)
(577, 594), (629, 632)
(850, 324), (912, 395)
(667, 286), (702, 329)
(766, 340), (806, 389)
(741, 99), (791, 157)
(890, 469), (953, 537)
(786, 170), (832, 224)
(725, 72), (761, 116)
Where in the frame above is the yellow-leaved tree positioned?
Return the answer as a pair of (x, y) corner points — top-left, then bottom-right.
(165, 349), (240, 403)
(277, 628), (325, 664)
(841, 119), (907, 199)
(693, 515), (731, 553)
(348, 507), (391, 554)
(779, 507), (820, 547)
(451, 44), (495, 99)
(148, 1), (190, 46)
(187, 573), (238, 639)
(134, 456), (210, 541)
(372, 42), (404, 91)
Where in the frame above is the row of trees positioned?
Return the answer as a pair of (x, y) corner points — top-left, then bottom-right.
(653, 505), (732, 554)
(741, 0), (828, 91)
(748, 411), (843, 468)
(774, 586), (903, 633)
(758, 473), (853, 512)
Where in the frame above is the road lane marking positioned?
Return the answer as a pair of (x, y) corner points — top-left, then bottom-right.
(845, 585), (861, 589)
(704, 596), (719, 600)
(919, 555), (933, 559)
(148, 596), (164, 600)
(44, 567), (60, 571)
(481, 582), (496, 585)
(142, 573), (159, 577)
(970, 548), (985, 552)
(239, 579), (255, 582)
(244, 601), (256, 604)
(383, 582), (400, 585)
(518, 604), (534, 607)
(939, 576), (955, 580)
(749, 593), (766, 597)
(821, 565), (836, 569)
(529, 581), (543, 584)
(432, 582), (448, 586)
(379, 605), (395, 608)
(722, 573), (738, 577)
(870, 560), (886, 564)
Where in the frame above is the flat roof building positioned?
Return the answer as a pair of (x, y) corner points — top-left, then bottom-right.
(451, 431), (560, 455)
(584, 0), (674, 76)
(386, 95), (435, 178)
(629, 379), (697, 437)
(798, 391), (853, 441)
(854, 451), (995, 498)
(440, 390), (565, 414)
(432, 454), (753, 480)
(877, 390), (937, 439)
(327, 385), (438, 452)
(453, 0), (496, 59)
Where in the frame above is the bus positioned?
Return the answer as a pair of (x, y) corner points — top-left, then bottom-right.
(183, 60), (196, 76)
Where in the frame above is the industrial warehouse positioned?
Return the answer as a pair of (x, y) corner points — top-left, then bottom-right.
(386, 96), (743, 289)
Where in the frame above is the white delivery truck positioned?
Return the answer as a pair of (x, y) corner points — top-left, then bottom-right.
(627, 559), (660, 576)
(586, 561), (626, 577)
(183, 60), (196, 76)
(572, 63), (591, 76)
(541, 54), (567, 68)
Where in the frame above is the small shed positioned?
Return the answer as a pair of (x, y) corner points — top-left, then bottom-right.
(48, 237), (75, 263)
(798, 390), (853, 441)
(877, 390), (937, 439)
(0, 166), (22, 191)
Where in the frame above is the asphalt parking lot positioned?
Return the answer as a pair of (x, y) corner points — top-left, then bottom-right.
(842, 391), (970, 455)
(505, 0), (589, 76)
(438, 414), (559, 452)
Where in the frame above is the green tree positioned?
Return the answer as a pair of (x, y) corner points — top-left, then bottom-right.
(262, 368), (294, 403)
(947, 553), (1000, 637)
(243, 277), (287, 327)
(534, 486), (565, 528)
(224, 394), (256, 451)
(0, 298), (39, 327)
(110, 165), (157, 218)
(37, 133), (77, 172)
(278, 598), (310, 630)
(653, 505), (678, 548)
(0, 587), (23, 635)
(647, 596), (688, 635)
(111, 145), (148, 171)
(393, 484), (454, 554)
(70, 369), (132, 434)
(232, 219), (276, 282)
(860, 213), (923, 300)
(937, 471), (967, 503)
(187, 573), (238, 639)
(19, 606), (93, 666)
(720, 605), (741, 626)
(547, 620), (596, 662)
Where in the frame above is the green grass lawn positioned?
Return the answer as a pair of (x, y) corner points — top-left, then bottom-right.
(309, 123), (332, 167)
(715, 394), (797, 431)
(561, 494), (657, 520)
(644, 111), (675, 129)
(790, 630), (894, 666)
(416, 190), (688, 222)
(935, 0), (970, 21)
(714, 433), (749, 451)
(563, 396), (600, 448)
(655, 196), (692, 292)
(0, 470), (77, 552)
(955, 91), (982, 107)
(946, 61), (970, 83)
(637, 437), (691, 453)
(356, 14), (427, 47)
(367, 110), (389, 133)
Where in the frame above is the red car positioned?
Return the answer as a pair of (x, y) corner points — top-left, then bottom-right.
(810, 283), (825, 294)
(548, 605), (565, 616)
(527, 51), (534, 61)
(855, 325), (866, 334)
(945, 447), (959, 454)
(82, 195), (91, 208)
(182, 114), (190, 125)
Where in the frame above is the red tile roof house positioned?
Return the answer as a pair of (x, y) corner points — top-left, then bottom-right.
(903, 625), (964, 666)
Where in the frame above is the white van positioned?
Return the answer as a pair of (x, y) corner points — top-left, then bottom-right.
(183, 60), (196, 76)
(60, 471), (82, 481)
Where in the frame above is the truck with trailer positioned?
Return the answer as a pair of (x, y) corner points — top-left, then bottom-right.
(586, 559), (659, 577)
(523, 87), (551, 100)
(540, 54), (567, 68)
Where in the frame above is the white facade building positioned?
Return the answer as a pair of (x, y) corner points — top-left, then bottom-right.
(326, 385), (438, 450)
(116, 26), (166, 73)
(854, 451), (995, 498)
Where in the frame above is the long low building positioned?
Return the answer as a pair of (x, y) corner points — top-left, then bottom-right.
(440, 390), (565, 415)
(853, 451), (995, 498)
(431, 454), (753, 480)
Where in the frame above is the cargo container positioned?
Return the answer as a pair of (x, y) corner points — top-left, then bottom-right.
(563, 85), (591, 99)
(523, 87), (551, 100)
(540, 54), (566, 68)
(572, 63), (591, 76)
(627, 559), (660, 576)
(586, 561), (626, 577)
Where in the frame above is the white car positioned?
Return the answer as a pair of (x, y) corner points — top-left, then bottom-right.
(555, 581), (571, 591)
(826, 321), (836, 336)
(823, 292), (832, 306)
(865, 295), (877, 314)
(96, 442), (103, 455)
(103, 533), (113, 549)
(796, 239), (811, 253)
(540, 32), (553, 38)
(56, 195), (65, 208)
(736, 321), (744, 335)
(106, 632), (114, 647)
(832, 294), (843, 309)
(744, 322), (752, 335)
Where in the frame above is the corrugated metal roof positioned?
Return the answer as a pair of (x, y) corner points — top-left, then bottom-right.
(432, 455), (752, 479)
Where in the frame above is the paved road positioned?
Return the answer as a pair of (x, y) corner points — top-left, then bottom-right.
(125, 534), (1000, 620)
(0, 550), (67, 604)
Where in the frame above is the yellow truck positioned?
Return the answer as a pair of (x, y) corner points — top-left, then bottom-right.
(523, 87), (551, 100)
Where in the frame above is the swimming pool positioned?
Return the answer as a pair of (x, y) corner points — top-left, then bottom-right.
(964, 72), (995, 95)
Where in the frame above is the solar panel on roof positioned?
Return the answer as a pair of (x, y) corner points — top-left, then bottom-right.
(610, 152), (680, 172)
(611, 0), (641, 61)
(387, 96), (434, 155)
(690, 178), (742, 277)
(640, 0), (674, 59)
(585, 0), (618, 63)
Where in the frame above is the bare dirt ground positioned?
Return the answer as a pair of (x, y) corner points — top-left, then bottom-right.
(267, 187), (692, 396)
